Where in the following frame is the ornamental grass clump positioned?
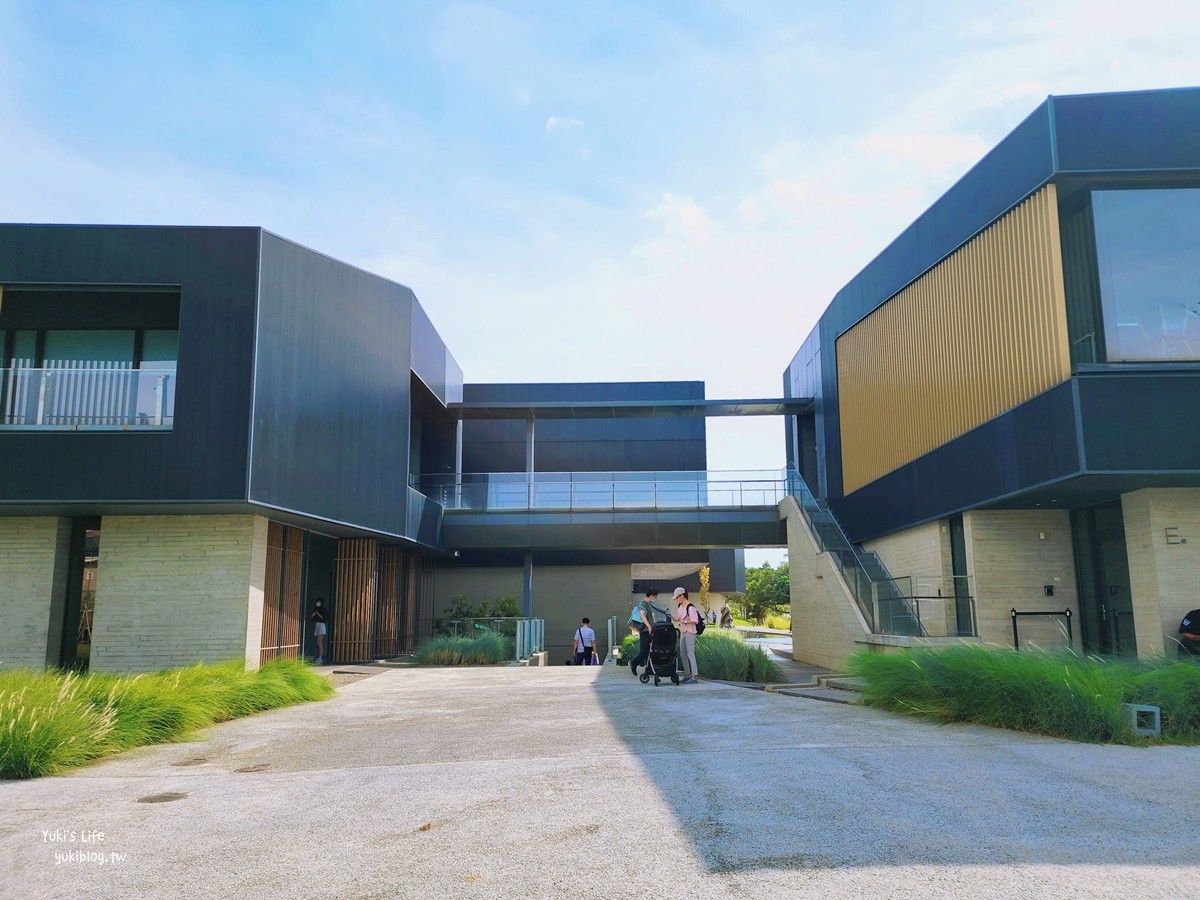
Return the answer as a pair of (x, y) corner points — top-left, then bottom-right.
(0, 659), (333, 779)
(695, 628), (787, 684)
(1124, 661), (1200, 743)
(413, 632), (512, 666)
(848, 646), (1200, 744)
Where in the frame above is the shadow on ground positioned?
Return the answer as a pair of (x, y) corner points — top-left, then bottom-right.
(590, 664), (1200, 875)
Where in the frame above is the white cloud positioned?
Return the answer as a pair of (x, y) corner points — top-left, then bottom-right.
(545, 115), (585, 131)
(6, 0), (1200, 472)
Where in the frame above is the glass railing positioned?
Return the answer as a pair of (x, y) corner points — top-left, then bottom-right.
(1, 365), (175, 429)
(414, 470), (789, 511)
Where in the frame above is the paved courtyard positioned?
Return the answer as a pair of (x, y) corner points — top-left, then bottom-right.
(1, 665), (1197, 899)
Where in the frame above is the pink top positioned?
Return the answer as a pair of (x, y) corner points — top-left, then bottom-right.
(676, 602), (698, 635)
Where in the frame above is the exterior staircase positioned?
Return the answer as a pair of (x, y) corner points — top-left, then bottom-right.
(765, 674), (865, 705)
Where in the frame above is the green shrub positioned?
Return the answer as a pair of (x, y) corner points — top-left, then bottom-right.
(616, 626), (784, 683)
(413, 632), (512, 666)
(0, 659), (333, 779)
(848, 646), (1200, 744)
(615, 633), (639, 666)
(694, 629), (787, 684)
(765, 614), (791, 631)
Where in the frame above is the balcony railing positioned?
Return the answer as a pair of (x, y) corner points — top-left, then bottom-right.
(413, 470), (789, 511)
(1, 364), (175, 430)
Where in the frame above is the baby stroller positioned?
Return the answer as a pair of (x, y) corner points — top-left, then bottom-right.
(640, 607), (680, 687)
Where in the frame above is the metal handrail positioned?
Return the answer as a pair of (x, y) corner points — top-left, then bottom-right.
(514, 618), (545, 661)
(604, 615), (619, 664)
(784, 469), (925, 637)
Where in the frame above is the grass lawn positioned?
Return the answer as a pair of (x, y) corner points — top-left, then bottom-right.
(0, 659), (333, 779)
(850, 645), (1200, 744)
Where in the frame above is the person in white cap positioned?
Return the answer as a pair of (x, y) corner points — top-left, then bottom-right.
(673, 587), (700, 684)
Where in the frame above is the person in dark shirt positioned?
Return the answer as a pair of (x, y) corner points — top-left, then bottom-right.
(310, 597), (328, 665)
(1178, 609), (1200, 657)
(629, 590), (659, 676)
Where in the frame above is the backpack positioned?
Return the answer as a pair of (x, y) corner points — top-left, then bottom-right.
(689, 603), (706, 635)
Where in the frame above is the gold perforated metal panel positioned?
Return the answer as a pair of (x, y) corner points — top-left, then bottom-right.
(837, 184), (1071, 494)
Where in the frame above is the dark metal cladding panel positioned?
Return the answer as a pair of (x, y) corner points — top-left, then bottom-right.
(252, 233), (412, 536)
(462, 381), (707, 473)
(0, 225), (258, 503)
(833, 382), (1080, 542)
(802, 104), (1055, 502)
(1079, 372), (1200, 471)
(1054, 88), (1200, 174)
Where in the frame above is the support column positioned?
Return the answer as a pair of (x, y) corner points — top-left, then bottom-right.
(525, 416), (535, 507)
(523, 550), (533, 619)
(454, 419), (463, 507)
(0, 517), (72, 669)
(1122, 487), (1200, 658)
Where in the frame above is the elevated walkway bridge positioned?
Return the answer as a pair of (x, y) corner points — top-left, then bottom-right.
(415, 471), (789, 550)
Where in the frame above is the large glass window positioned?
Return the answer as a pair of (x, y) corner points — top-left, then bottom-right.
(42, 330), (135, 366)
(9, 330), (35, 366)
(1093, 188), (1200, 362)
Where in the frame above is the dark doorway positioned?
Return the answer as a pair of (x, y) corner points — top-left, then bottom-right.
(304, 534), (336, 662)
(948, 515), (973, 636)
(60, 517), (101, 669)
(1071, 501), (1136, 656)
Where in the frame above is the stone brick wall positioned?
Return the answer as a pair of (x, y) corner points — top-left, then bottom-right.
(865, 520), (956, 636)
(782, 498), (869, 669)
(90, 515), (268, 672)
(0, 517), (71, 668)
(1122, 488), (1200, 658)
(963, 510), (1079, 650)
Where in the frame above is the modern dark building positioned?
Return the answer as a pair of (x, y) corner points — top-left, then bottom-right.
(0, 226), (757, 671)
(782, 86), (1200, 667)
(7, 86), (1194, 675)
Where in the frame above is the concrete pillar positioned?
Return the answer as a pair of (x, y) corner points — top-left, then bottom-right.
(1122, 488), (1200, 658)
(454, 418), (463, 507)
(0, 517), (72, 669)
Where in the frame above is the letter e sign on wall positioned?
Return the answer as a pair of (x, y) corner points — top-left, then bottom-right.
(1165, 527), (1186, 545)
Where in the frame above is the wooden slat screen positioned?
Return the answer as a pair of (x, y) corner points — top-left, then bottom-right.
(333, 538), (377, 663)
(260, 523), (306, 664)
(375, 546), (402, 657)
(278, 527), (304, 659)
(414, 555), (435, 648)
(260, 522), (285, 664)
(836, 184), (1071, 493)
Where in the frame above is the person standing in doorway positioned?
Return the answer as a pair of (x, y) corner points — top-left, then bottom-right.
(574, 617), (598, 665)
(675, 587), (700, 684)
(310, 597), (328, 665)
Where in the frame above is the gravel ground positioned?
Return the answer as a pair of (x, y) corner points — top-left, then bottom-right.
(1, 665), (1197, 899)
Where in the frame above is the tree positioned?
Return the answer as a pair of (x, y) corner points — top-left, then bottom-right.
(742, 562), (790, 625)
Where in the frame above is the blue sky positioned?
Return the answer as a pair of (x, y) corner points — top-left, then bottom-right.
(2, 1), (1197, 563)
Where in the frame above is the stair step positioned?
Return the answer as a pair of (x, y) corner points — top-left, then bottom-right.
(776, 687), (861, 705)
(821, 676), (866, 692)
